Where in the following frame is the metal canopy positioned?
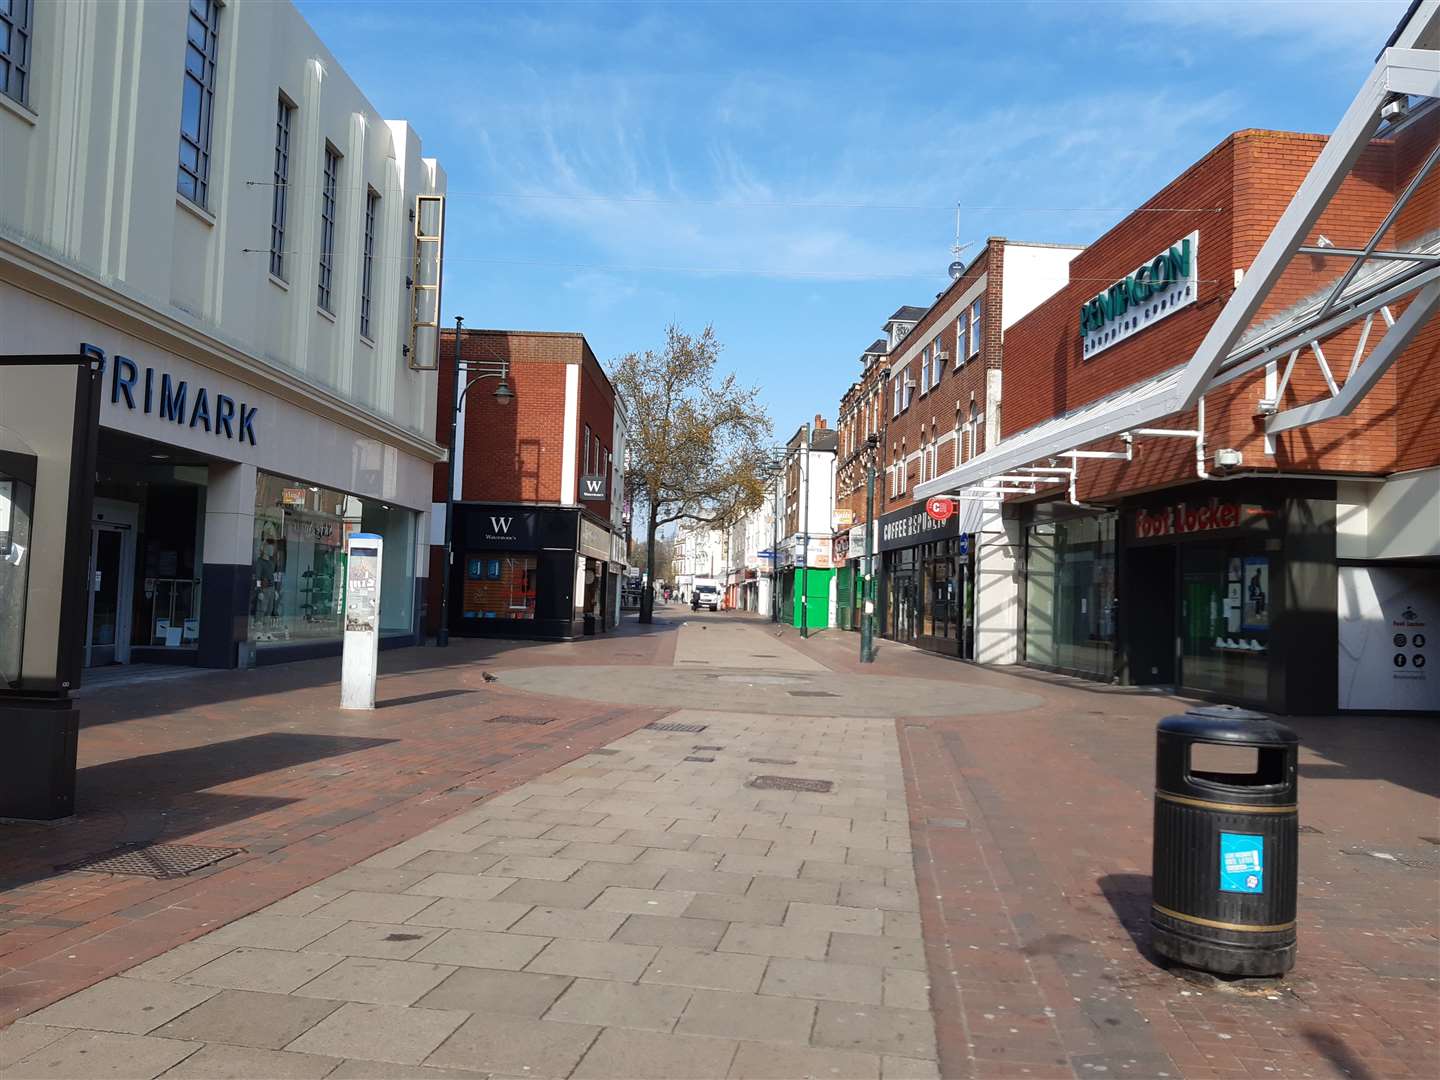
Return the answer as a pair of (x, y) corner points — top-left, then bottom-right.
(917, 0), (1440, 503)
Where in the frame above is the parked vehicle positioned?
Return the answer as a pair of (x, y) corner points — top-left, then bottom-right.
(693, 581), (721, 611)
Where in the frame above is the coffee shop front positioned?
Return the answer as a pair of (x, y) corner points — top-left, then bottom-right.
(877, 502), (975, 659)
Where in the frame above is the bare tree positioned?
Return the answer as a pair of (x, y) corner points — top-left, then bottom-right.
(610, 324), (772, 622)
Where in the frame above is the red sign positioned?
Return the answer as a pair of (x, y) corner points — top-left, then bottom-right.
(1133, 500), (1268, 540)
(926, 497), (956, 523)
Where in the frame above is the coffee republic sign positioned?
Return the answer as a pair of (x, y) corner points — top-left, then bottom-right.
(1080, 231), (1199, 360)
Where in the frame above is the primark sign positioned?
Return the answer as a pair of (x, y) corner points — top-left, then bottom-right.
(1080, 231), (1199, 359)
(84, 343), (260, 446)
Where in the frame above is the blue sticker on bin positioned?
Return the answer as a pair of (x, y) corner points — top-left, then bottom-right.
(1219, 832), (1264, 893)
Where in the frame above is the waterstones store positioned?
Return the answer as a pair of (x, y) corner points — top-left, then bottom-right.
(6, 316), (436, 675)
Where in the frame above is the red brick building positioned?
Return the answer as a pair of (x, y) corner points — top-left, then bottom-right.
(917, 101), (1440, 713)
(427, 329), (626, 640)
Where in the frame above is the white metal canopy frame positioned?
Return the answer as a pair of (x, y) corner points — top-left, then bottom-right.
(917, 0), (1440, 504)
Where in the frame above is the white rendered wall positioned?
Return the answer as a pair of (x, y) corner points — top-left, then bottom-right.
(974, 509), (1021, 664)
(0, 0), (445, 444)
(1001, 243), (1085, 331)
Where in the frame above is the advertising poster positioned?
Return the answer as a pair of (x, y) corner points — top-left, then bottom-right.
(1242, 556), (1270, 631)
(1219, 832), (1265, 893)
(1337, 566), (1436, 711)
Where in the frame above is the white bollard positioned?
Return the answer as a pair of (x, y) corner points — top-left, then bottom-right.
(340, 532), (383, 710)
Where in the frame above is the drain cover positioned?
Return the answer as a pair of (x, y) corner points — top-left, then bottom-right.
(684, 755), (715, 763)
(788, 690), (838, 698)
(751, 653), (779, 658)
(749, 757), (797, 766)
(693, 745), (724, 751)
(486, 715), (555, 725)
(748, 775), (834, 793)
(590, 748), (621, 756)
(62, 843), (244, 879)
(647, 722), (708, 733)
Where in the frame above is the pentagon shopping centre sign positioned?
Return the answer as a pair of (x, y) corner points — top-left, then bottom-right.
(1080, 231), (1199, 360)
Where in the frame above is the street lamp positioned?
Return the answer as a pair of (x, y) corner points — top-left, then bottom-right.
(860, 432), (880, 663)
(437, 315), (513, 647)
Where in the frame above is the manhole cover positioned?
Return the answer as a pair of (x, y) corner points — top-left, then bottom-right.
(750, 757), (797, 766)
(684, 756), (715, 763)
(717, 674), (804, 686)
(62, 843), (244, 879)
(486, 715), (555, 725)
(647, 722), (708, 733)
(788, 690), (838, 698)
(748, 775), (834, 794)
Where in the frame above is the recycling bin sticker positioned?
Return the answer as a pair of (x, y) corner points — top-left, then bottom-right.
(1219, 832), (1265, 893)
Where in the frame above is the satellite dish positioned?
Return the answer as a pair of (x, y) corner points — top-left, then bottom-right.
(948, 261), (964, 280)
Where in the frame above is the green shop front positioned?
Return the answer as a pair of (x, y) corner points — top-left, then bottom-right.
(778, 536), (833, 631)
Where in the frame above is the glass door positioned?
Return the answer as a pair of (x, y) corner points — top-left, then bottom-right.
(86, 526), (125, 667)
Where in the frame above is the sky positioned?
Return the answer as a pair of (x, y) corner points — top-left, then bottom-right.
(296, 0), (1410, 441)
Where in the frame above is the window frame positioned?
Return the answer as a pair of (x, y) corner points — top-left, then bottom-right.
(970, 298), (983, 357)
(931, 337), (944, 385)
(317, 143), (340, 312)
(919, 347), (931, 395)
(1, 0), (35, 106)
(955, 312), (969, 368)
(269, 94), (294, 280)
(177, 0), (222, 208)
(360, 187), (379, 338)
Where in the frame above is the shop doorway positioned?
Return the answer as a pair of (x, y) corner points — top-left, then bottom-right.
(85, 500), (138, 667)
(1126, 544), (1175, 685)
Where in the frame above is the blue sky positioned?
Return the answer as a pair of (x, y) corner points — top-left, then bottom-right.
(297, 0), (1408, 439)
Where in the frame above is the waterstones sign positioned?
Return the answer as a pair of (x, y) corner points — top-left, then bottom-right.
(1080, 231), (1199, 360)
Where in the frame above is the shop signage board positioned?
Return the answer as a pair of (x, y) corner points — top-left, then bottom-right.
(877, 503), (960, 553)
(1081, 231), (1199, 360)
(579, 517), (611, 561)
(1337, 566), (1436, 711)
(91, 344), (261, 446)
(579, 475), (607, 501)
(832, 532), (850, 563)
(340, 533), (382, 710)
(834, 509), (855, 528)
(926, 497), (955, 522)
(1131, 499), (1272, 541)
(462, 506), (578, 551)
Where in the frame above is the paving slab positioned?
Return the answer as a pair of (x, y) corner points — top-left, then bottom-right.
(414, 967), (573, 1018)
(179, 947), (342, 994)
(291, 957), (456, 1006)
(612, 912), (729, 950)
(152, 989), (341, 1049)
(423, 1013), (599, 1078)
(509, 904), (628, 942)
(4, 1030), (200, 1079)
(640, 945), (768, 993)
(545, 978), (693, 1032)
(301, 922), (447, 961)
(570, 1027), (738, 1079)
(19, 977), (218, 1035)
(812, 1002), (938, 1060)
(526, 938), (658, 981)
(675, 988), (816, 1044)
(284, 1002), (467, 1065)
(727, 1039), (881, 1079)
(759, 957), (884, 1005)
(410, 928), (550, 970)
(157, 1043), (341, 1079)
(717, 922), (831, 961)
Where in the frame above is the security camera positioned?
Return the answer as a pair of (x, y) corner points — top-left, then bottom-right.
(1213, 448), (1243, 470)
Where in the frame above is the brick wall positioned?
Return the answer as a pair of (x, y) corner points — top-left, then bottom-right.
(433, 329), (583, 506)
(999, 127), (1437, 504)
(880, 241), (1003, 515)
(576, 347), (617, 520)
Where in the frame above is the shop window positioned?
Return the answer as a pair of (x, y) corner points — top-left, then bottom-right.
(463, 553), (537, 619)
(1024, 515), (1117, 679)
(1180, 545), (1269, 703)
(248, 471), (415, 646)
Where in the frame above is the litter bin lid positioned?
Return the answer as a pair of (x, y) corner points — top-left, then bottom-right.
(1158, 705), (1299, 745)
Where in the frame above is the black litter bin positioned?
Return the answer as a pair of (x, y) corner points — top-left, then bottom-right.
(1150, 704), (1299, 977)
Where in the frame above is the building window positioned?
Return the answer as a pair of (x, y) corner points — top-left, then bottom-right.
(317, 145), (339, 312)
(970, 298), (983, 356)
(1, 0), (34, 106)
(971, 401), (982, 454)
(360, 188), (378, 338)
(955, 313), (969, 367)
(920, 348), (931, 394)
(902, 370), (914, 411)
(269, 96), (293, 279)
(583, 425), (592, 474)
(892, 376), (902, 418)
(932, 337), (944, 384)
(177, 0), (221, 207)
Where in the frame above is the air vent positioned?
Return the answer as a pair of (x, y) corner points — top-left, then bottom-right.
(748, 776), (834, 794)
(62, 843), (244, 879)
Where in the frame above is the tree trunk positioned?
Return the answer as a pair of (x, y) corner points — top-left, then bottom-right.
(640, 511), (659, 623)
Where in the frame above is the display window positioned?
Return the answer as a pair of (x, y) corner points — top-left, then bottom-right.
(463, 553), (537, 620)
(249, 471), (415, 646)
(1180, 543), (1269, 702)
(1024, 514), (1117, 679)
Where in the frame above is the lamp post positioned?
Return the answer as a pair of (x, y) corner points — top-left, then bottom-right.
(860, 432), (879, 663)
(799, 423), (811, 639)
(437, 315), (514, 647)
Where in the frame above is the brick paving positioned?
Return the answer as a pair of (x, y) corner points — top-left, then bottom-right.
(2, 608), (1437, 1079)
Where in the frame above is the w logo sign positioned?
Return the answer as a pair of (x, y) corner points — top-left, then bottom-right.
(580, 476), (606, 501)
(489, 516), (514, 534)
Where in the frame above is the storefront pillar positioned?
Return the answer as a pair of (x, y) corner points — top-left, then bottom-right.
(976, 511), (1021, 664)
(198, 462), (256, 669)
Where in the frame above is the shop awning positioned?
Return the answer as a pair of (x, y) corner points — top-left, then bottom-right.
(918, 0), (1440, 501)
